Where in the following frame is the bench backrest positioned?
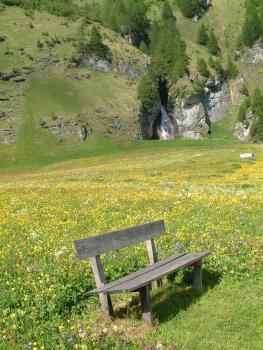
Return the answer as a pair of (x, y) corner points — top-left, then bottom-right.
(74, 219), (165, 260)
(73, 220), (165, 297)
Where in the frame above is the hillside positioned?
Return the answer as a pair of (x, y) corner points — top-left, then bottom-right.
(0, 0), (263, 168)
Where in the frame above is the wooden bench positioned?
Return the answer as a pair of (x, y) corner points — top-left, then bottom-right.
(74, 220), (209, 324)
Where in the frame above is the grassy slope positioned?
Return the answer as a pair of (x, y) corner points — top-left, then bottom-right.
(0, 143), (262, 349)
(0, 5), (147, 161)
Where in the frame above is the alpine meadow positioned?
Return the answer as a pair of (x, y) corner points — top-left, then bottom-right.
(0, 1), (262, 350)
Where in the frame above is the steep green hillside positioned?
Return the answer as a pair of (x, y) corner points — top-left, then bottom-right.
(0, 0), (263, 169)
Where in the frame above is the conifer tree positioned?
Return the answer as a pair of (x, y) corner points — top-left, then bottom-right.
(226, 56), (238, 79)
(197, 23), (208, 45)
(207, 30), (220, 56)
(252, 87), (263, 117)
(177, 0), (201, 18)
(242, 3), (261, 46)
(162, 0), (174, 20)
(197, 58), (210, 78)
(250, 87), (263, 142)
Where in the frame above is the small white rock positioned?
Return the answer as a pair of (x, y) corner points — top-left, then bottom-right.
(156, 342), (164, 350)
(240, 153), (255, 159)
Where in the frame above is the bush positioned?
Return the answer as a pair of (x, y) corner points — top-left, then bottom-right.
(193, 79), (205, 96)
(37, 39), (43, 48)
(208, 56), (225, 77)
(239, 84), (249, 96)
(237, 98), (250, 122)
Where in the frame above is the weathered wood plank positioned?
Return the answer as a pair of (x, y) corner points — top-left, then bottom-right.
(146, 239), (161, 288)
(105, 252), (209, 293)
(89, 256), (114, 319)
(139, 285), (154, 325)
(85, 252), (186, 296)
(74, 220), (165, 259)
(193, 260), (202, 293)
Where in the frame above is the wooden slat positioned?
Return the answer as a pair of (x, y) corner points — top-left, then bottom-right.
(89, 256), (114, 319)
(74, 220), (165, 259)
(104, 252), (209, 294)
(85, 252), (186, 296)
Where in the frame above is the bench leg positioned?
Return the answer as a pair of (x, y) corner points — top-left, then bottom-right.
(99, 293), (114, 320)
(139, 285), (154, 325)
(193, 261), (202, 293)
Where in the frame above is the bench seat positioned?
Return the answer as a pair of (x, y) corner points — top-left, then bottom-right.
(86, 251), (209, 295)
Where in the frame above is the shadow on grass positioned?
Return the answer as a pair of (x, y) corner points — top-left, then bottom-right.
(152, 268), (221, 323)
(113, 269), (221, 323)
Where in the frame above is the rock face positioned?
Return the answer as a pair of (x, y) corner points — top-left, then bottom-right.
(140, 100), (161, 140)
(241, 41), (263, 64)
(0, 128), (16, 144)
(173, 95), (209, 140)
(141, 77), (229, 140)
(41, 119), (91, 140)
(74, 55), (144, 78)
(233, 111), (253, 141)
(203, 80), (229, 122)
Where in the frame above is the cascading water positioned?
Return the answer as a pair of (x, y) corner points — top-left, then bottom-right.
(159, 105), (175, 140)
(156, 80), (175, 140)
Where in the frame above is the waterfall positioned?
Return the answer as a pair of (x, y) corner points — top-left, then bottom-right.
(159, 105), (175, 140)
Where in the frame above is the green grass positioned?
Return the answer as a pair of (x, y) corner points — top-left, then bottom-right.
(0, 143), (262, 349)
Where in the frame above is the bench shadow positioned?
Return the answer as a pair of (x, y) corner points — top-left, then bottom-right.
(114, 268), (221, 323)
(153, 268), (221, 323)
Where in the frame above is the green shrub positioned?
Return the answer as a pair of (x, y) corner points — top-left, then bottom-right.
(193, 79), (205, 96)
(37, 39), (43, 48)
(237, 98), (250, 122)
(239, 84), (249, 96)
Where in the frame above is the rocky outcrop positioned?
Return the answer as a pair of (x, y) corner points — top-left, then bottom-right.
(140, 76), (229, 141)
(233, 111), (253, 141)
(172, 95), (209, 140)
(241, 41), (263, 65)
(203, 79), (229, 122)
(140, 101), (161, 140)
(0, 66), (33, 82)
(74, 55), (144, 78)
(41, 119), (91, 140)
(0, 128), (16, 144)
(192, 0), (212, 21)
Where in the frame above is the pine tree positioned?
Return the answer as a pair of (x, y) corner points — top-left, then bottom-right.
(197, 58), (210, 78)
(207, 30), (220, 56)
(161, 0), (174, 20)
(226, 56), (238, 79)
(239, 84), (249, 96)
(237, 98), (250, 122)
(197, 23), (208, 45)
(78, 26), (110, 60)
(242, 3), (261, 47)
(178, 0), (201, 18)
(250, 87), (263, 142)
(252, 87), (263, 117)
